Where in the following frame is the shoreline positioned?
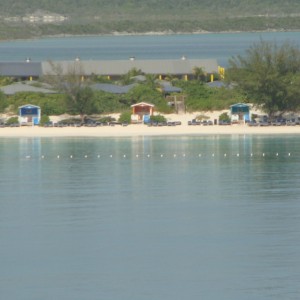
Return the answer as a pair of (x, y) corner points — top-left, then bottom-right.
(1, 124), (300, 138)
(1, 111), (300, 138)
(42, 28), (300, 39)
(1, 29), (299, 43)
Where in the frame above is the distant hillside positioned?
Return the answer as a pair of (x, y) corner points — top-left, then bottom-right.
(1, 0), (300, 39)
(1, 0), (300, 16)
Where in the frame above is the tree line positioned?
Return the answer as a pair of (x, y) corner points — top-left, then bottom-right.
(2, 0), (300, 40)
(226, 40), (300, 119)
(3, 17), (300, 41)
(2, 0), (300, 16)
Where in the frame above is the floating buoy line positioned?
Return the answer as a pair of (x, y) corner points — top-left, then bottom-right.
(20, 152), (298, 160)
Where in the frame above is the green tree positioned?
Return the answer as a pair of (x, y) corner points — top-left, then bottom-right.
(144, 74), (158, 89)
(226, 40), (300, 118)
(43, 61), (95, 122)
(92, 90), (124, 114)
(120, 68), (143, 85)
(65, 86), (95, 122)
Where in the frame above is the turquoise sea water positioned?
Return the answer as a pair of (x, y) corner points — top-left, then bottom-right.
(1, 31), (300, 65)
(1, 135), (300, 300)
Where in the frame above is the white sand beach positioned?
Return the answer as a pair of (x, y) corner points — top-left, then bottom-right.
(1, 111), (300, 137)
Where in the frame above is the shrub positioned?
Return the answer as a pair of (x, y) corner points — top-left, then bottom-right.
(39, 115), (50, 125)
(40, 95), (67, 115)
(118, 111), (131, 124)
(99, 116), (116, 123)
(5, 116), (19, 125)
(58, 118), (81, 125)
(218, 112), (230, 121)
(150, 114), (167, 123)
(195, 114), (209, 121)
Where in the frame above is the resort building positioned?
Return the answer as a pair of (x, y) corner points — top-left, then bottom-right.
(0, 61), (42, 81)
(0, 58), (220, 81)
(42, 58), (219, 81)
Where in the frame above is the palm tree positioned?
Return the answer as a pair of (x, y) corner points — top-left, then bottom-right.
(193, 67), (207, 82)
(144, 74), (158, 89)
(120, 68), (143, 85)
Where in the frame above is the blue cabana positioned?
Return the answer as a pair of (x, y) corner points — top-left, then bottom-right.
(18, 104), (41, 125)
(230, 103), (251, 122)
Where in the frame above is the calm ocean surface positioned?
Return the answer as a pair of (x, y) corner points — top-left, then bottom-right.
(1, 31), (300, 66)
(0, 135), (300, 300)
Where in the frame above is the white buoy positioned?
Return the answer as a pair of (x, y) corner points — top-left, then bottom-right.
(250, 153), (253, 157)
(84, 155), (88, 158)
(70, 155), (73, 158)
(136, 154), (139, 158)
(25, 155), (31, 159)
(198, 154), (201, 157)
(288, 153), (291, 156)
(97, 155), (100, 158)
(110, 154), (113, 158)
(41, 155), (44, 159)
(57, 155), (60, 159)
(212, 153), (215, 157)
(123, 154), (126, 158)
(147, 154), (150, 158)
(224, 153), (227, 157)
(276, 153), (279, 156)
(182, 154), (186, 157)
(237, 153), (240, 157)
(160, 154), (164, 157)
(262, 153), (265, 157)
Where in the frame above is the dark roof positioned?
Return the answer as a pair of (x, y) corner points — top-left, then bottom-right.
(131, 75), (146, 82)
(0, 82), (56, 95)
(0, 62), (42, 77)
(206, 81), (227, 88)
(90, 83), (136, 94)
(160, 83), (182, 93)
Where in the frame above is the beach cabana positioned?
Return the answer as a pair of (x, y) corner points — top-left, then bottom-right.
(18, 104), (41, 125)
(131, 102), (154, 123)
(230, 103), (250, 123)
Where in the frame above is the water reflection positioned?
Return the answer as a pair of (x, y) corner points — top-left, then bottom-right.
(0, 136), (300, 299)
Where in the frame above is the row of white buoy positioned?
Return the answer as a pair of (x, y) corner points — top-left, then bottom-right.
(23, 152), (293, 159)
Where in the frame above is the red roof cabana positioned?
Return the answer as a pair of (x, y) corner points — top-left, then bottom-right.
(131, 102), (154, 123)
